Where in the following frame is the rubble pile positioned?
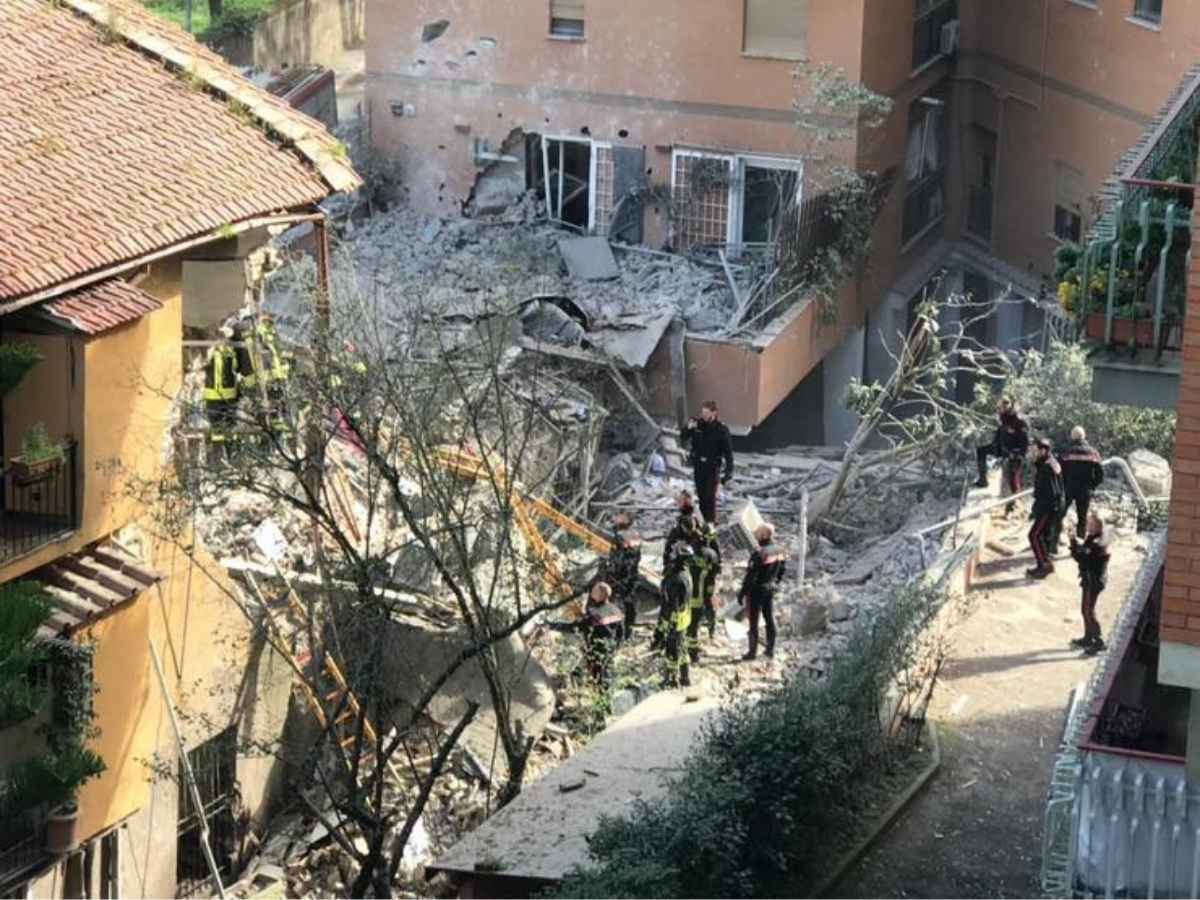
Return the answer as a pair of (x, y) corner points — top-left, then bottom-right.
(268, 192), (752, 354)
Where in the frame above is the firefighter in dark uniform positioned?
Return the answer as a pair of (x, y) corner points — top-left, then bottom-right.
(699, 522), (722, 640)
(682, 400), (734, 524)
(603, 513), (643, 642)
(1059, 425), (1105, 542)
(663, 492), (705, 574)
(659, 543), (695, 687)
(974, 397), (1030, 514)
(1069, 513), (1111, 656)
(1027, 437), (1065, 579)
(738, 524), (787, 661)
(685, 546), (720, 662)
(204, 325), (240, 458)
(546, 582), (625, 690)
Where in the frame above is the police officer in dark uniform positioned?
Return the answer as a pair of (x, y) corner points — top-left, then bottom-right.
(975, 397), (1030, 514)
(1027, 437), (1065, 579)
(738, 523), (787, 661)
(1069, 513), (1111, 656)
(1059, 425), (1105, 542)
(682, 401), (734, 524)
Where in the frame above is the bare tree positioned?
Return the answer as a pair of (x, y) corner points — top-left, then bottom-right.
(130, 283), (604, 897)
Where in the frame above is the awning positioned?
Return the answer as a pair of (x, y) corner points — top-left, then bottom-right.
(39, 279), (164, 335)
(34, 542), (165, 639)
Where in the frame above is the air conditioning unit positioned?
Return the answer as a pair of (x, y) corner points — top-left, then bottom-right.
(940, 19), (960, 56)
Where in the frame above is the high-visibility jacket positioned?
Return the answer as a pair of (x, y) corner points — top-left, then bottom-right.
(203, 345), (239, 402)
(243, 321), (291, 388)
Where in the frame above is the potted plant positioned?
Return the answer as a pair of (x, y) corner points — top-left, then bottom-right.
(10, 423), (66, 484)
(4, 746), (105, 855)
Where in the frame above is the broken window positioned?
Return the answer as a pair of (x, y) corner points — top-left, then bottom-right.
(550, 0), (585, 37)
(913, 0), (957, 69)
(530, 135), (645, 237)
(177, 726), (240, 898)
(539, 136), (594, 230)
(1053, 160), (1085, 243)
(743, 0), (808, 58)
(901, 99), (947, 245)
(671, 149), (802, 252)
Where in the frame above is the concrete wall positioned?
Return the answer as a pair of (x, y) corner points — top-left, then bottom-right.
(955, 0), (1200, 281)
(254, 0), (366, 72)
(366, 0), (865, 216)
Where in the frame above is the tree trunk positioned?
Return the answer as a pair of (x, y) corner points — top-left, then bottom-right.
(209, 0), (224, 20)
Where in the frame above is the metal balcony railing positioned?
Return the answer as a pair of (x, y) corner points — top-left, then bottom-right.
(0, 440), (78, 564)
(1077, 182), (1191, 356)
(0, 803), (48, 893)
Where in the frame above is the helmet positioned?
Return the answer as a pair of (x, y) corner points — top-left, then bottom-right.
(1035, 437), (1052, 451)
(672, 542), (695, 560)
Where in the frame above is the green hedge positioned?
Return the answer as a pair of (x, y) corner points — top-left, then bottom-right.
(551, 581), (948, 899)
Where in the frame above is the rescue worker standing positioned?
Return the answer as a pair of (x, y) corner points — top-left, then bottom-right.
(682, 401), (734, 524)
(1069, 513), (1111, 656)
(685, 546), (720, 662)
(738, 524), (787, 661)
(243, 312), (292, 427)
(1027, 437), (1065, 579)
(546, 582), (624, 690)
(700, 522), (722, 640)
(203, 325), (240, 458)
(663, 492), (704, 574)
(603, 513), (642, 642)
(975, 397), (1030, 513)
(659, 543), (695, 687)
(1059, 426), (1104, 541)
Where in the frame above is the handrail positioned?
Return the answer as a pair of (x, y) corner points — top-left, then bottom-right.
(911, 454), (1160, 541)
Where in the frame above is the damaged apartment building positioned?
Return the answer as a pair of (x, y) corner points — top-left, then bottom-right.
(0, 2), (357, 897)
(365, 0), (1199, 443)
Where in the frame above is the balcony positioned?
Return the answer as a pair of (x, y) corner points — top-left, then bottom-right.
(0, 442), (78, 566)
(1066, 68), (1200, 410)
(0, 805), (49, 895)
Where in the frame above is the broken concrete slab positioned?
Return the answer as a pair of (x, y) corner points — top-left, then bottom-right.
(557, 236), (619, 281)
(372, 617), (556, 782)
(1128, 448), (1172, 498)
(426, 690), (719, 887)
(585, 310), (674, 369)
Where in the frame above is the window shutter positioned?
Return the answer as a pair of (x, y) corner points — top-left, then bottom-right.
(551, 0), (585, 18)
(1055, 161), (1085, 210)
(743, 0), (808, 58)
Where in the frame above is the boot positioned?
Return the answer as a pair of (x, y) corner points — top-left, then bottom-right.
(973, 476), (988, 489)
(1069, 636), (1090, 649)
(974, 448), (989, 488)
(680, 664), (691, 687)
(1083, 637), (1106, 657)
(741, 651), (757, 662)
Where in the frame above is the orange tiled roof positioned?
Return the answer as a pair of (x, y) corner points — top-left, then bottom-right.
(41, 278), (164, 335)
(0, 0), (359, 304)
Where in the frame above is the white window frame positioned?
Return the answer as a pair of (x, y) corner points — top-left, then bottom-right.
(540, 134), (610, 232)
(669, 148), (804, 249)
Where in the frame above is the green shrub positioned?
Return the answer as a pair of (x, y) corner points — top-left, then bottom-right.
(989, 341), (1176, 460)
(551, 581), (949, 899)
(0, 342), (43, 398)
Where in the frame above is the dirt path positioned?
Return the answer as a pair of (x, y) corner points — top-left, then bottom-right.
(832, 506), (1151, 899)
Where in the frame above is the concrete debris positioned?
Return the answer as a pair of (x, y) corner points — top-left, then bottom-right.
(265, 191), (745, 374)
(1128, 448), (1172, 498)
(557, 236), (620, 281)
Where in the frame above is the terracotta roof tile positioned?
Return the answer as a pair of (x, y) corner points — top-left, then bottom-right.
(0, 0), (357, 304)
(40, 278), (164, 335)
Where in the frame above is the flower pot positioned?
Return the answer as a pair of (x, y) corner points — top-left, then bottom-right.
(1087, 314), (1156, 348)
(9, 454), (62, 486)
(45, 805), (79, 855)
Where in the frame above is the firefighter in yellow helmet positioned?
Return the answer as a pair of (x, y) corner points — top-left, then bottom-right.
(203, 324), (240, 457)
